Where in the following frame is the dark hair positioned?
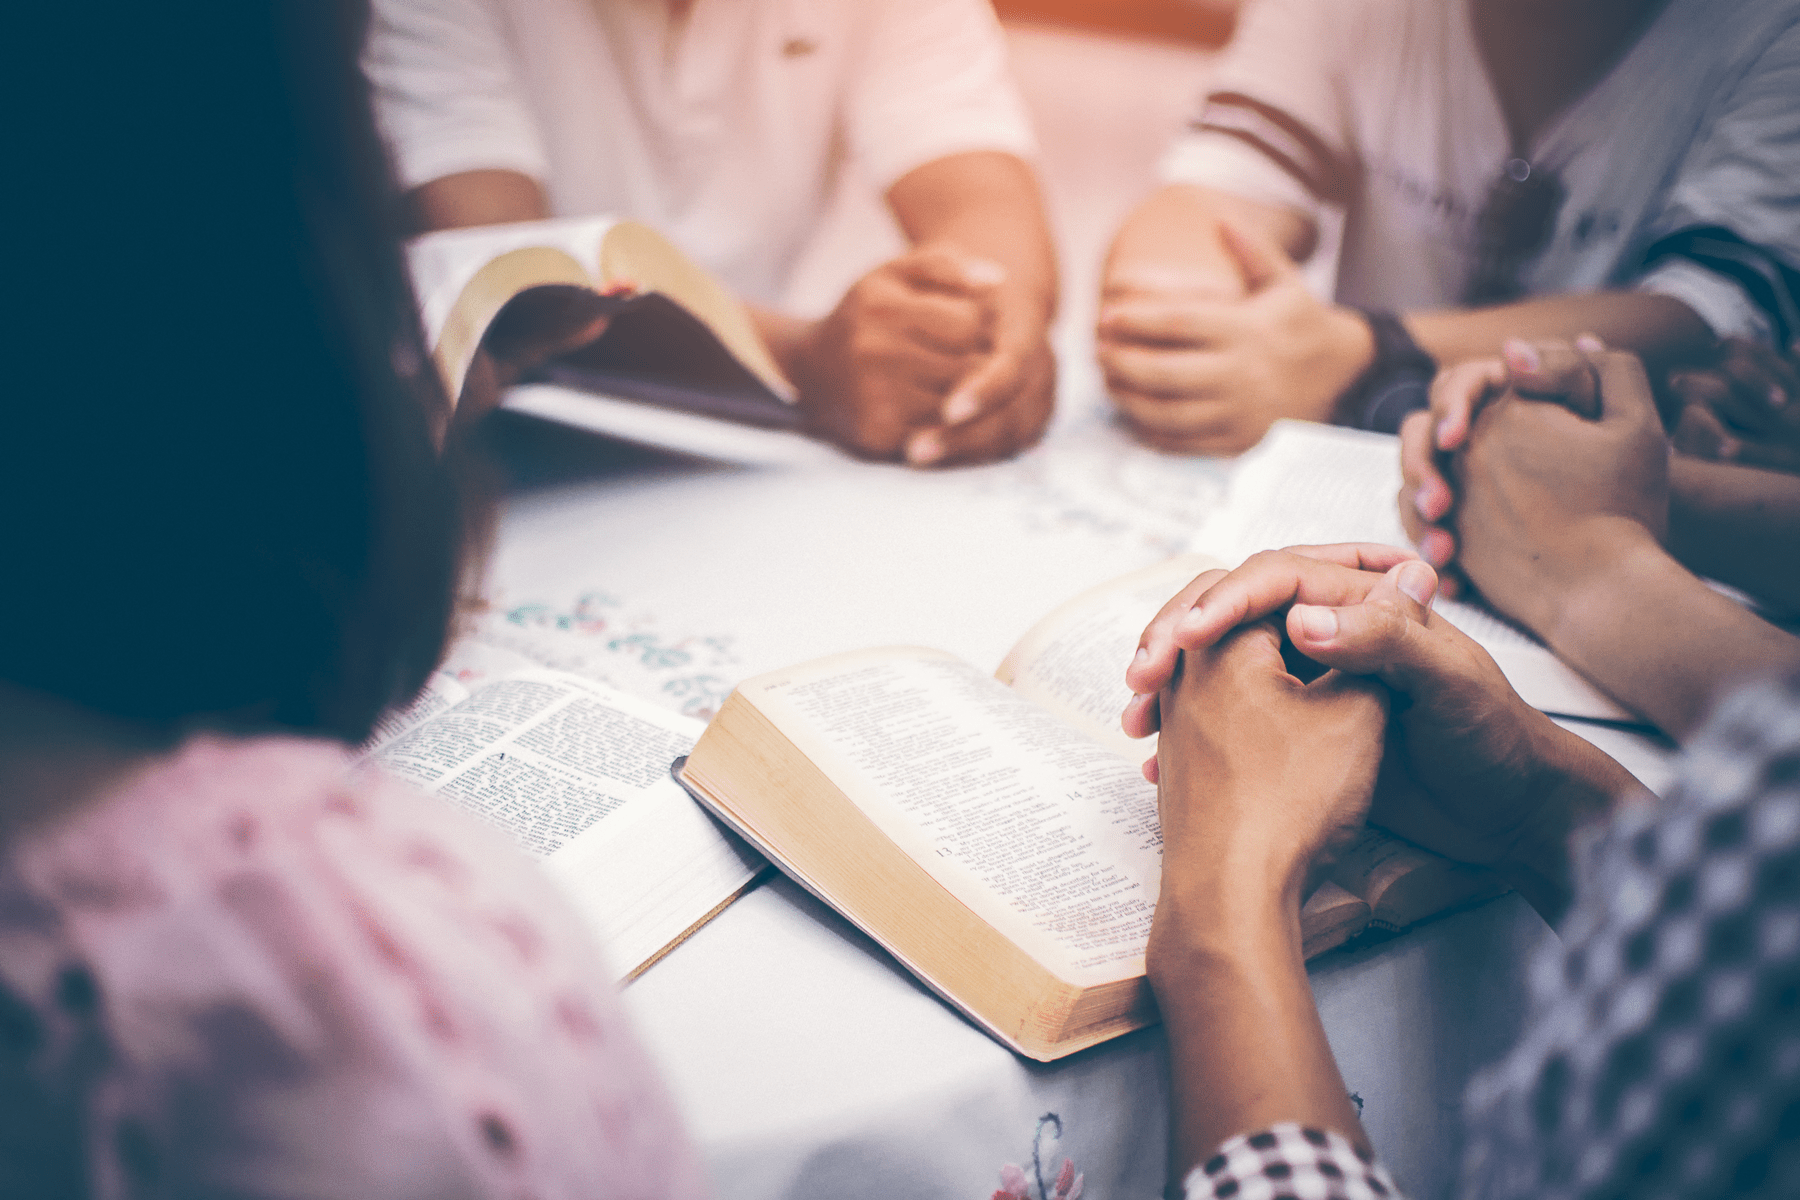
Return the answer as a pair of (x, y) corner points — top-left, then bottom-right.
(1, 0), (465, 743)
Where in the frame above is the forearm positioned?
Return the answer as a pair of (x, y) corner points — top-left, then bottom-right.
(1498, 721), (1645, 924)
(888, 150), (1058, 339)
(1149, 871), (1366, 1182)
(403, 168), (549, 234)
(1103, 183), (1315, 303)
(1669, 455), (1800, 612)
(1403, 292), (1712, 373)
(1547, 522), (1800, 738)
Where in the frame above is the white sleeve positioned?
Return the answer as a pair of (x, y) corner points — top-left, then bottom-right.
(844, 0), (1039, 192)
(1633, 15), (1800, 343)
(1157, 0), (1357, 218)
(1634, 259), (1777, 344)
(363, 0), (550, 192)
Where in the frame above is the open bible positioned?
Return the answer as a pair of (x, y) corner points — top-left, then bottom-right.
(407, 216), (804, 440)
(676, 555), (1505, 1060)
(367, 648), (764, 981)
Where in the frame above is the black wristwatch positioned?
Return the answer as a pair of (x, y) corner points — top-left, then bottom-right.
(1338, 310), (1436, 434)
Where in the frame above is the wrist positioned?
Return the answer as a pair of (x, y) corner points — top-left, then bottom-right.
(1332, 309), (1433, 433)
(1316, 306), (1378, 421)
(1148, 842), (1307, 972)
(1497, 721), (1637, 921)
(1538, 517), (1666, 651)
(1148, 884), (1303, 990)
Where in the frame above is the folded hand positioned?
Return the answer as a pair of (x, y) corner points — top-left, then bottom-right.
(1125, 544), (1633, 914)
(794, 243), (1053, 467)
(1152, 616), (1388, 902)
(1096, 224), (1370, 456)
(1669, 336), (1800, 475)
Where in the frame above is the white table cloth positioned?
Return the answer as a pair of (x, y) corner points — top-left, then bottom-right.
(477, 400), (1675, 1200)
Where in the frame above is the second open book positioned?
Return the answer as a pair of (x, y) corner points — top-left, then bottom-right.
(678, 554), (1505, 1061)
(407, 216), (812, 453)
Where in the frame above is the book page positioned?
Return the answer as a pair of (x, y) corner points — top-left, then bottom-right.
(543, 779), (763, 982)
(1193, 420), (1635, 723)
(371, 666), (762, 979)
(997, 552), (1226, 760)
(1300, 881), (1372, 959)
(363, 670), (469, 752)
(502, 384), (839, 467)
(407, 217), (616, 348)
(741, 649), (1162, 986)
(1327, 826), (1504, 931)
(375, 668), (703, 856)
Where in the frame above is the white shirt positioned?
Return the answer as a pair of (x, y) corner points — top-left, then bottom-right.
(366, 0), (1037, 304)
(1160, 0), (1800, 343)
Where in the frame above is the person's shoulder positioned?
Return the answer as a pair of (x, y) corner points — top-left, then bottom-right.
(1648, 0), (1800, 61)
(16, 731), (535, 906)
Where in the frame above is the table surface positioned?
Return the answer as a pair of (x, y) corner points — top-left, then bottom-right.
(472, 24), (1679, 1199)
(479, 415), (1674, 1200)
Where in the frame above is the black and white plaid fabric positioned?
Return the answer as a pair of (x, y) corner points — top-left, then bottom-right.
(1461, 671), (1800, 1199)
(1183, 671), (1800, 1200)
(1182, 1123), (1399, 1200)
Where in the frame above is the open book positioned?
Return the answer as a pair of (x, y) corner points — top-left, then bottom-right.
(367, 647), (765, 981)
(676, 554), (1505, 1061)
(407, 216), (807, 442)
(1194, 420), (1638, 724)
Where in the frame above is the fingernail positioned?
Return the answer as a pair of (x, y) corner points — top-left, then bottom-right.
(1132, 647), (1149, 666)
(964, 258), (1006, 287)
(1502, 338), (1539, 373)
(1435, 416), (1456, 447)
(1420, 530), (1453, 568)
(1575, 333), (1606, 354)
(1771, 386), (1788, 410)
(905, 430), (943, 465)
(1295, 605), (1337, 641)
(1396, 560), (1436, 606)
(1413, 486), (1435, 520)
(942, 390), (980, 424)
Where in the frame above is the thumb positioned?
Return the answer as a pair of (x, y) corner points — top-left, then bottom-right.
(895, 243), (1007, 295)
(1583, 345), (1661, 431)
(1285, 560), (1448, 692)
(1503, 338), (1600, 420)
(1217, 219), (1296, 294)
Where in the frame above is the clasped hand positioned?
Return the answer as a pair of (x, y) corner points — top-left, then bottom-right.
(1097, 223), (1371, 456)
(1398, 338), (1671, 637)
(1669, 336), (1800, 475)
(1125, 545), (1611, 918)
(794, 243), (1054, 467)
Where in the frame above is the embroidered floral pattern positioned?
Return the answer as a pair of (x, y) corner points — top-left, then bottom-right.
(991, 1114), (1083, 1200)
(474, 593), (740, 719)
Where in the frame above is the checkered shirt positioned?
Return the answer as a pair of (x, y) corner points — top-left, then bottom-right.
(1182, 671), (1800, 1200)
(1461, 671), (1800, 1199)
(1182, 1123), (1400, 1200)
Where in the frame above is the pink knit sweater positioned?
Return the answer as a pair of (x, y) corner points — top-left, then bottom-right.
(0, 733), (710, 1199)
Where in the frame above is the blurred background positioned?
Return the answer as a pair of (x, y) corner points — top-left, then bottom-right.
(993, 0), (1239, 44)
(784, 0), (1240, 412)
